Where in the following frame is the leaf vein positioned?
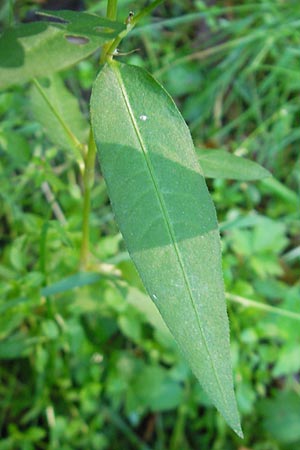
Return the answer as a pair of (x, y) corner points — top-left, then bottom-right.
(112, 62), (228, 408)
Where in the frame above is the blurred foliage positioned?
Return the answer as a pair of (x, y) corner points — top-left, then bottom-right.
(0, 0), (300, 449)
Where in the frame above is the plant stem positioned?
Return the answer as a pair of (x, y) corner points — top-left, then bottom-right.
(8, 0), (14, 26)
(79, 130), (96, 270)
(103, 406), (152, 450)
(100, 0), (119, 64)
(169, 383), (190, 450)
(132, 0), (165, 26)
(102, 0), (166, 63)
(106, 0), (118, 20)
(226, 292), (300, 321)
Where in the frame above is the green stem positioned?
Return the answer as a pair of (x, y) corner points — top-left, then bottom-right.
(79, 130), (96, 270)
(100, 0), (119, 64)
(8, 0), (14, 26)
(40, 221), (50, 276)
(102, 0), (166, 63)
(32, 78), (85, 160)
(132, 0), (165, 25)
(226, 293), (300, 321)
(169, 404), (188, 450)
(169, 382), (190, 450)
(103, 406), (152, 450)
(106, 0), (118, 20)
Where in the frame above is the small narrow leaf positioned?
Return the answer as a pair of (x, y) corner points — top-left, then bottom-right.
(197, 148), (272, 180)
(41, 273), (101, 297)
(0, 12), (125, 89)
(91, 61), (243, 436)
(30, 74), (89, 153)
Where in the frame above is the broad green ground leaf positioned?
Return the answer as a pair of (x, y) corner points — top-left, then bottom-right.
(90, 61), (243, 437)
(197, 148), (271, 180)
(0, 12), (125, 89)
(259, 390), (300, 444)
(30, 74), (89, 153)
(0, 131), (31, 168)
(130, 365), (184, 412)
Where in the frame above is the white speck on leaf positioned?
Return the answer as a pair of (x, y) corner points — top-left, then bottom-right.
(91, 353), (103, 363)
(139, 115), (148, 121)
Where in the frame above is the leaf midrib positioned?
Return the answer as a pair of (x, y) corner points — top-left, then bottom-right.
(112, 62), (228, 409)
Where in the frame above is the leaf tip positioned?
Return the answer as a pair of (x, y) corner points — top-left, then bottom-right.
(219, 401), (243, 439)
(259, 167), (273, 179)
(233, 421), (244, 439)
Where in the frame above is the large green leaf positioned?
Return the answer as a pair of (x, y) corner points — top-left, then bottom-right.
(91, 61), (242, 436)
(197, 148), (271, 180)
(0, 11), (125, 89)
(30, 74), (89, 154)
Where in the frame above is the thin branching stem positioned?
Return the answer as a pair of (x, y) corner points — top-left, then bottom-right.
(226, 293), (300, 321)
(103, 0), (166, 63)
(100, 0), (119, 63)
(106, 0), (118, 20)
(80, 130), (96, 270)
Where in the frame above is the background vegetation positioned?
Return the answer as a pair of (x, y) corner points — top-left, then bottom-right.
(0, 0), (300, 449)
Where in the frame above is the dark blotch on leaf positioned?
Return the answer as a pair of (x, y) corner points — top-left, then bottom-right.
(36, 12), (69, 25)
(65, 35), (89, 45)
